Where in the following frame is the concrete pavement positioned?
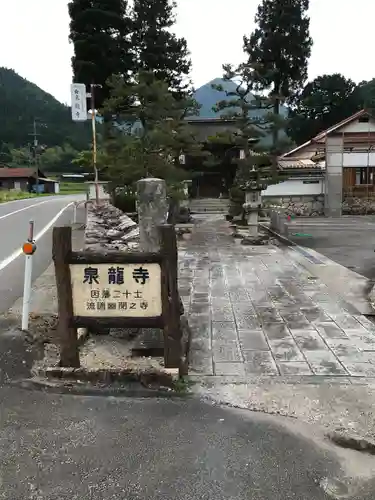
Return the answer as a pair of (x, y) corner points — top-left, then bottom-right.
(181, 217), (375, 379)
(0, 195), (85, 313)
(0, 385), (363, 500)
(286, 216), (375, 280)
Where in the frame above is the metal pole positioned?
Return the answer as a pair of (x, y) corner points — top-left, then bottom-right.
(33, 120), (39, 195)
(21, 221), (35, 331)
(90, 83), (99, 205)
(72, 202), (77, 224)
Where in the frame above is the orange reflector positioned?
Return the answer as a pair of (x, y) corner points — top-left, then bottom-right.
(22, 241), (36, 255)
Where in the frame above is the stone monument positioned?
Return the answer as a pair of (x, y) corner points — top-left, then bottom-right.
(136, 177), (168, 252)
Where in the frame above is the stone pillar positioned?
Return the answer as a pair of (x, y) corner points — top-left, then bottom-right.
(325, 136), (343, 217)
(244, 191), (260, 237)
(137, 178), (168, 252)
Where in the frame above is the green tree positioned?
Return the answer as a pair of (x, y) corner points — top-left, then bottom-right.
(355, 79), (375, 110)
(0, 143), (13, 164)
(131, 0), (192, 99)
(288, 74), (359, 145)
(244, 0), (312, 153)
(40, 144), (80, 173)
(9, 147), (31, 166)
(68, 0), (133, 108)
(212, 63), (286, 218)
(72, 148), (106, 174)
(102, 71), (202, 190)
(0, 68), (90, 150)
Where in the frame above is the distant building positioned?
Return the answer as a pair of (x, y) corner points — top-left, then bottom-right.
(0, 167), (59, 194)
(184, 78), (289, 197)
(281, 109), (375, 216)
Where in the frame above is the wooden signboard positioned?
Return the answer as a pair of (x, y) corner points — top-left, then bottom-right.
(52, 225), (181, 370)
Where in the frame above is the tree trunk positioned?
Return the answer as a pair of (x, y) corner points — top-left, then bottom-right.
(272, 84), (281, 182)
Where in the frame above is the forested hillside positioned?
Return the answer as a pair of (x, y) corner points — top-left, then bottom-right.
(0, 67), (90, 152)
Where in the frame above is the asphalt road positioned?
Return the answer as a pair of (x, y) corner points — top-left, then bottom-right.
(1, 205), (375, 498)
(0, 385), (351, 500)
(0, 194), (85, 313)
(287, 216), (375, 280)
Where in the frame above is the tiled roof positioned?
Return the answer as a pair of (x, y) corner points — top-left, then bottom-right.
(282, 109), (371, 158)
(0, 168), (37, 178)
(278, 159), (323, 170)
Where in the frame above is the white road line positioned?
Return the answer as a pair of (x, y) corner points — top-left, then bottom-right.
(0, 199), (55, 221)
(0, 202), (74, 272)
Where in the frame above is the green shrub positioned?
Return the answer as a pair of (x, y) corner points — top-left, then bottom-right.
(113, 190), (137, 213)
(228, 186), (245, 217)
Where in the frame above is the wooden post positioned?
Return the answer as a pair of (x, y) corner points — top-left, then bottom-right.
(52, 226), (80, 368)
(160, 224), (182, 369)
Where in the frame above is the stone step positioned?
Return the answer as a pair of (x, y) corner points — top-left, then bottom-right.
(190, 199), (229, 213)
(190, 207), (228, 213)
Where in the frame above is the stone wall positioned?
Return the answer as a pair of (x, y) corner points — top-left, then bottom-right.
(342, 197), (375, 215)
(85, 202), (140, 252)
(263, 194), (324, 217)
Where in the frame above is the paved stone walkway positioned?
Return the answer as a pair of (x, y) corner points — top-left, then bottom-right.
(179, 216), (375, 379)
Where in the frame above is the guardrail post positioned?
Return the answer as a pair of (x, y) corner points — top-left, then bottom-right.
(21, 221), (36, 331)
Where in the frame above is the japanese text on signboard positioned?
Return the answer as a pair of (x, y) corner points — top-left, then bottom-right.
(70, 263), (162, 318)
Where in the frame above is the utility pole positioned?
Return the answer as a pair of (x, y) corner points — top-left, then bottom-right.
(29, 119), (40, 194)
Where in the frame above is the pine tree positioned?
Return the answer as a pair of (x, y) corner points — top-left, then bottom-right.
(68, 0), (133, 108)
(212, 63), (286, 219)
(131, 0), (192, 98)
(102, 71), (202, 189)
(244, 0), (312, 153)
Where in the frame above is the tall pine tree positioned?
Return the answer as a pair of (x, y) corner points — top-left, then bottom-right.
(244, 0), (312, 154)
(68, 0), (133, 108)
(131, 0), (192, 99)
(212, 63), (284, 218)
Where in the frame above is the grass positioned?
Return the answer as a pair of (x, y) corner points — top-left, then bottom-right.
(0, 181), (87, 203)
(0, 191), (51, 203)
(173, 377), (195, 394)
(59, 182), (87, 195)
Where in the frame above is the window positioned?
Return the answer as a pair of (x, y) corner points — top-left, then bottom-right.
(358, 116), (370, 123)
(356, 167), (375, 185)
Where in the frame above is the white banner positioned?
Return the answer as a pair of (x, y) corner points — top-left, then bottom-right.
(71, 83), (88, 121)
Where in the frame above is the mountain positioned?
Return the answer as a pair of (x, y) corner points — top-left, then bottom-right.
(190, 78), (288, 145)
(0, 67), (91, 150)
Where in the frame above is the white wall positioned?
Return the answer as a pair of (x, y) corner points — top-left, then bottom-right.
(342, 152), (375, 167)
(88, 183), (110, 200)
(262, 178), (324, 197)
(341, 120), (375, 133)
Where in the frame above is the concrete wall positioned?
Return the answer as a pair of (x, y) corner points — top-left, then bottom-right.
(263, 194), (324, 216)
(262, 177), (323, 197)
(87, 183), (110, 201)
(325, 135), (343, 216)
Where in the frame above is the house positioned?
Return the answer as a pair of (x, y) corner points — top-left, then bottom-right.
(183, 78), (289, 198)
(0, 167), (60, 194)
(281, 109), (375, 216)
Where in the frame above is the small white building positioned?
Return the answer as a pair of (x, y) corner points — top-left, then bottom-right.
(262, 158), (324, 197)
(280, 109), (375, 216)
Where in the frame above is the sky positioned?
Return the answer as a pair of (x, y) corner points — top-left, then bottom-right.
(1, 0), (374, 105)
